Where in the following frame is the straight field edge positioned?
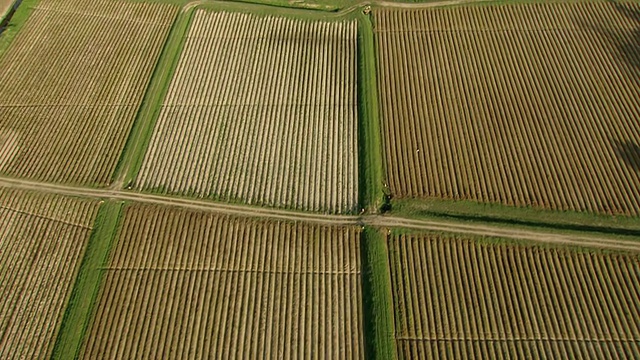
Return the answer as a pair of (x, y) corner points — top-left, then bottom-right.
(392, 197), (640, 241)
(361, 226), (397, 360)
(112, 7), (194, 188)
(51, 200), (124, 360)
(0, 0), (41, 58)
(357, 11), (388, 213)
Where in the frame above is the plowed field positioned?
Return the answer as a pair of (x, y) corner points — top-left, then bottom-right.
(0, 188), (100, 359)
(375, 3), (640, 215)
(81, 204), (365, 359)
(389, 233), (640, 359)
(0, 0), (177, 185)
(137, 10), (359, 213)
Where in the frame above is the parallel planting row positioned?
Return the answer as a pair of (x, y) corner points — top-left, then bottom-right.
(389, 233), (640, 359)
(0, 0), (176, 185)
(375, 3), (640, 215)
(0, 188), (100, 359)
(137, 10), (359, 213)
(81, 204), (365, 359)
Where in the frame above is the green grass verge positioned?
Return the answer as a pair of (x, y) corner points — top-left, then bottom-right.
(357, 12), (387, 213)
(388, 226), (640, 256)
(392, 197), (640, 240)
(112, 8), (194, 187)
(0, 0), (41, 58)
(51, 200), (124, 360)
(361, 226), (396, 360)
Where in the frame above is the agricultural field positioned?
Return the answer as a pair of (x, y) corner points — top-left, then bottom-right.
(375, 3), (640, 215)
(81, 204), (365, 359)
(0, 0), (13, 21)
(0, 0), (177, 185)
(389, 233), (640, 359)
(137, 10), (359, 214)
(0, 188), (100, 359)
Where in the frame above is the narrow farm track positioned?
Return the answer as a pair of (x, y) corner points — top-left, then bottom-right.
(81, 205), (365, 359)
(0, 189), (100, 359)
(389, 234), (640, 358)
(137, 10), (359, 214)
(1, 176), (639, 252)
(375, 3), (640, 216)
(0, 0), (177, 186)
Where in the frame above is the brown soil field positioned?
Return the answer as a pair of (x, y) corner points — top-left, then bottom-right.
(389, 233), (640, 359)
(137, 10), (359, 213)
(375, 3), (640, 215)
(0, 0), (14, 19)
(0, 188), (100, 359)
(0, 0), (177, 185)
(81, 204), (365, 359)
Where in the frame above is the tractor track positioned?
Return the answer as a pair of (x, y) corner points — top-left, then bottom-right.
(1, 176), (639, 252)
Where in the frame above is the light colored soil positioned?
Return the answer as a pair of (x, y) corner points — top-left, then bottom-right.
(0, 0), (177, 186)
(137, 10), (359, 214)
(389, 233), (640, 358)
(0, 0), (15, 20)
(80, 204), (365, 359)
(0, 188), (100, 359)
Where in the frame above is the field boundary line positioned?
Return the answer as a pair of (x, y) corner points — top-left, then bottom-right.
(0, 176), (639, 252)
(51, 201), (124, 360)
(99, 267), (361, 275)
(31, 6), (176, 26)
(396, 337), (640, 342)
(0, 204), (93, 229)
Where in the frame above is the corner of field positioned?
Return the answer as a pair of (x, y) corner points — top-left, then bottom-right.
(51, 200), (124, 360)
(0, 0), (42, 58)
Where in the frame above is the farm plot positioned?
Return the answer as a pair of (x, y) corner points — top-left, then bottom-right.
(389, 233), (640, 359)
(0, 188), (100, 359)
(0, 0), (177, 185)
(375, 3), (640, 215)
(81, 204), (365, 359)
(137, 11), (359, 213)
(1, 0), (14, 21)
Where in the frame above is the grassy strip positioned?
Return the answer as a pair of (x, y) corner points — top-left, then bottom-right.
(357, 12), (387, 213)
(0, 0), (41, 58)
(361, 226), (396, 360)
(112, 8), (194, 187)
(51, 200), (124, 360)
(388, 226), (640, 257)
(392, 198), (640, 239)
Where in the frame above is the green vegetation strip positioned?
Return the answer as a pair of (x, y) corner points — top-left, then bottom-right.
(361, 226), (396, 360)
(113, 8), (194, 187)
(357, 12), (387, 213)
(393, 198), (640, 240)
(51, 200), (124, 360)
(0, 0), (41, 58)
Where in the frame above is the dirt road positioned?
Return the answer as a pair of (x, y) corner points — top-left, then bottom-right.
(1, 176), (638, 252)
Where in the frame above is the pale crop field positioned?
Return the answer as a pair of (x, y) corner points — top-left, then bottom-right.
(1, 0), (13, 20)
(81, 204), (365, 359)
(0, 188), (100, 359)
(137, 10), (359, 213)
(375, 3), (640, 215)
(389, 233), (640, 359)
(0, 0), (177, 185)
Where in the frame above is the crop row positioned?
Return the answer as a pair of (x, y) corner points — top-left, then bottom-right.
(389, 233), (640, 359)
(375, 3), (640, 215)
(137, 11), (359, 213)
(0, 188), (99, 359)
(0, 0), (177, 185)
(81, 204), (365, 359)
